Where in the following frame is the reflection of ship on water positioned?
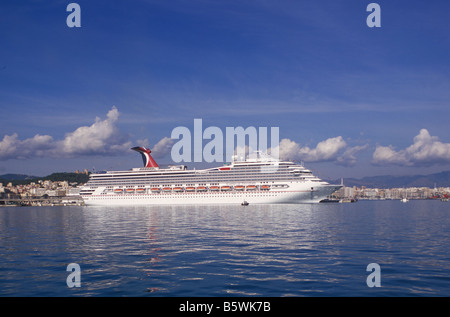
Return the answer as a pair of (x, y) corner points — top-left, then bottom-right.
(80, 147), (342, 205)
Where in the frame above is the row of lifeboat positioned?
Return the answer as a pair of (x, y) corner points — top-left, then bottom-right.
(113, 185), (271, 194)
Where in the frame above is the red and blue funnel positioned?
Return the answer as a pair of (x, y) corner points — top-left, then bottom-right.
(131, 147), (159, 168)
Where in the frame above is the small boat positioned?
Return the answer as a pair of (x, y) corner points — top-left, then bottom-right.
(234, 185), (245, 191)
(162, 187), (172, 192)
(401, 198), (409, 203)
(210, 186), (220, 191)
(260, 185), (270, 190)
(185, 187), (196, 192)
(220, 186), (232, 191)
(241, 201), (249, 206)
(114, 188), (123, 193)
(320, 198), (339, 203)
(173, 187), (184, 192)
(136, 188), (146, 193)
(246, 185), (257, 191)
(150, 187), (161, 193)
(197, 186), (207, 192)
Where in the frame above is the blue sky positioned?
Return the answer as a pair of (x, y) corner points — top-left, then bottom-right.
(1, 0), (450, 179)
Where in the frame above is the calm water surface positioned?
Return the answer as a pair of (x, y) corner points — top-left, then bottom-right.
(1, 200), (449, 296)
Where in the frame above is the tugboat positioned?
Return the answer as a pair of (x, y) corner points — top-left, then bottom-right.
(241, 200), (249, 206)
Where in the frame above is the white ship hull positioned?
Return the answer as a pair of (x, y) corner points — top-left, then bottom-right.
(80, 147), (342, 206)
(82, 182), (340, 206)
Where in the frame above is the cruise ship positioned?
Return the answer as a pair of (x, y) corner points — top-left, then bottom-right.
(80, 147), (342, 205)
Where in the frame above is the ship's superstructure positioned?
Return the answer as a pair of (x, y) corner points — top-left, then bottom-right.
(80, 147), (341, 205)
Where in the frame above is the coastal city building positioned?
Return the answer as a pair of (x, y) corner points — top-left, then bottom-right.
(1, 164), (449, 205)
(332, 185), (449, 201)
(1, 177), (449, 206)
(0, 176), (83, 206)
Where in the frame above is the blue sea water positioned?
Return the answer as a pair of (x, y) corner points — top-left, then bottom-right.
(0, 200), (449, 297)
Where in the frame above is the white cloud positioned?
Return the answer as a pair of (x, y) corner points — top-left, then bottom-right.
(277, 138), (302, 161)
(337, 144), (369, 167)
(151, 137), (175, 158)
(0, 133), (55, 160)
(273, 136), (354, 164)
(0, 134), (22, 160)
(0, 109), (369, 168)
(0, 107), (133, 160)
(58, 106), (131, 156)
(148, 135), (355, 164)
(298, 136), (347, 162)
(372, 129), (450, 166)
(372, 145), (409, 166)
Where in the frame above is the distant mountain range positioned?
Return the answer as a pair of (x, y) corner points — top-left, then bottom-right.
(329, 170), (450, 188)
(1, 170), (449, 188)
(0, 173), (89, 185)
(0, 174), (38, 181)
